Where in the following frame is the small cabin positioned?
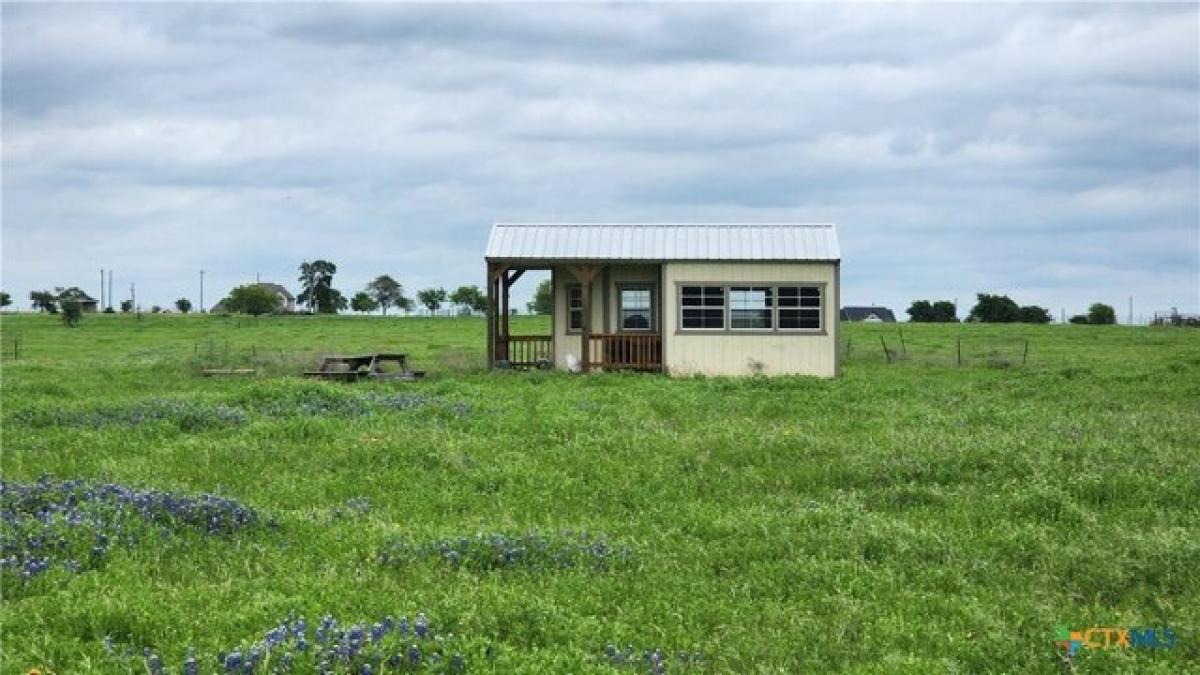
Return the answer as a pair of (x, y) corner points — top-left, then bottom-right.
(484, 223), (841, 377)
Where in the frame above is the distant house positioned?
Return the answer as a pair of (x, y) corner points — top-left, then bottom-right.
(484, 223), (842, 377)
(255, 283), (296, 312)
(58, 288), (98, 312)
(211, 282), (296, 314)
(840, 306), (896, 322)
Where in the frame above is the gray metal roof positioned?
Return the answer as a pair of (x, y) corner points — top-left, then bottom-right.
(485, 223), (839, 262)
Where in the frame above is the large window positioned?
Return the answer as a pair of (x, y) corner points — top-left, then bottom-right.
(778, 286), (821, 330)
(678, 283), (823, 332)
(680, 286), (726, 329)
(730, 287), (773, 329)
(567, 284), (582, 332)
(619, 286), (653, 331)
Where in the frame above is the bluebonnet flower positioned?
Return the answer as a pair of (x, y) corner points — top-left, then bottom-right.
(407, 644), (421, 667)
(415, 614), (428, 639)
(183, 648), (198, 675)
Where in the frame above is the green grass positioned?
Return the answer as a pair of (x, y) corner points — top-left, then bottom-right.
(2, 313), (1198, 673)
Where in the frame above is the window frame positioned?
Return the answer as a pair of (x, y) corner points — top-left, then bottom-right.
(678, 284), (728, 331)
(565, 283), (583, 334)
(674, 281), (826, 335)
(615, 283), (656, 333)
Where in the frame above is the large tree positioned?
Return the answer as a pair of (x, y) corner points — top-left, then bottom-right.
(449, 285), (487, 314)
(30, 290), (58, 313)
(1018, 305), (1052, 324)
(297, 260), (341, 313)
(967, 293), (1021, 323)
(416, 287), (447, 314)
(1088, 303), (1117, 325)
(527, 279), (552, 315)
(350, 291), (379, 314)
(224, 284), (282, 316)
(0, 291), (11, 308)
(366, 275), (406, 315)
(175, 298), (193, 313)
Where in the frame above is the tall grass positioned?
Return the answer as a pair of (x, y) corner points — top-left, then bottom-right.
(1, 313), (1197, 672)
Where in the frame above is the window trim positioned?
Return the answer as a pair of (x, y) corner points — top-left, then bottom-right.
(615, 282), (657, 333)
(674, 281), (827, 335)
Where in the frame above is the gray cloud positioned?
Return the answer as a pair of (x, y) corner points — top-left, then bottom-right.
(2, 3), (1197, 318)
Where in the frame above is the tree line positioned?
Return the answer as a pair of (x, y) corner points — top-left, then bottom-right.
(907, 294), (1117, 325)
(218, 259), (490, 317)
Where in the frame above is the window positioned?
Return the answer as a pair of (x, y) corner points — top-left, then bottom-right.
(680, 286), (725, 329)
(677, 283), (823, 332)
(619, 286), (653, 331)
(567, 284), (582, 331)
(778, 286), (821, 330)
(730, 287), (773, 329)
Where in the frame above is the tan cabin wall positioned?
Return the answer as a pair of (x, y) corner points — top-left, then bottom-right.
(661, 262), (839, 378)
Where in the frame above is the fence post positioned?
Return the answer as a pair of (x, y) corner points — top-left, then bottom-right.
(956, 337), (962, 367)
(898, 328), (907, 357)
(1022, 339), (1029, 365)
(880, 335), (891, 364)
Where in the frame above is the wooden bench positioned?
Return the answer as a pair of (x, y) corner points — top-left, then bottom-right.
(303, 353), (425, 381)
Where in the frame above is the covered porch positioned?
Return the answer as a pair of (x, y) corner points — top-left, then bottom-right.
(485, 261), (663, 372)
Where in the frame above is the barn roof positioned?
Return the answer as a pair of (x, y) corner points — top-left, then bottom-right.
(485, 223), (839, 262)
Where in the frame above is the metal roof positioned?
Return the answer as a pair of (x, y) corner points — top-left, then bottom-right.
(485, 223), (839, 262)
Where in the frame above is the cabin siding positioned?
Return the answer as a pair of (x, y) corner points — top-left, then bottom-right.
(661, 262), (838, 378)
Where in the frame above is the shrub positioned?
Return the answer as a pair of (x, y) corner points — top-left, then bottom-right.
(59, 298), (83, 326)
(1088, 303), (1117, 325)
(1069, 315), (1089, 325)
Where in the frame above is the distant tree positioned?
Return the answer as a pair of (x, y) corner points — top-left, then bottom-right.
(1088, 303), (1117, 325)
(59, 298), (82, 326)
(397, 295), (415, 314)
(150, 305), (162, 314)
(0, 291), (11, 308)
(120, 299), (134, 313)
(450, 285), (487, 314)
(31, 290), (58, 313)
(366, 275), (406, 316)
(1018, 305), (1052, 324)
(906, 300), (957, 322)
(1069, 314), (1089, 325)
(104, 306), (116, 314)
(417, 287), (448, 314)
(175, 298), (193, 314)
(527, 279), (552, 315)
(350, 291), (379, 314)
(931, 301), (958, 322)
(224, 284), (282, 316)
(967, 293), (1021, 323)
(297, 260), (341, 313)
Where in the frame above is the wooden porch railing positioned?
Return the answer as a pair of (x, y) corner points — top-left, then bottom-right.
(587, 333), (662, 371)
(498, 335), (553, 368)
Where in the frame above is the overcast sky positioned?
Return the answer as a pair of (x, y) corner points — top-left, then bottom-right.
(3, 3), (1197, 319)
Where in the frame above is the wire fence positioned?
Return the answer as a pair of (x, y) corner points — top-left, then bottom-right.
(843, 329), (1033, 369)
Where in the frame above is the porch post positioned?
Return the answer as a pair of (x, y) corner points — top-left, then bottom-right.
(485, 262), (496, 368)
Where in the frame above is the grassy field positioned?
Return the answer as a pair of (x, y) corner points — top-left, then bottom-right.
(2, 313), (1198, 673)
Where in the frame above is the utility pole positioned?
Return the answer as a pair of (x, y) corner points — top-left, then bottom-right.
(130, 283), (135, 310)
(1128, 295), (1133, 325)
(200, 270), (205, 313)
(100, 269), (105, 309)
(107, 270), (113, 311)
(1060, 308), (1065, 324)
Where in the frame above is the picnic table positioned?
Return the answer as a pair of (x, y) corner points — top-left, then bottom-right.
(303, 353), (424, 381)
